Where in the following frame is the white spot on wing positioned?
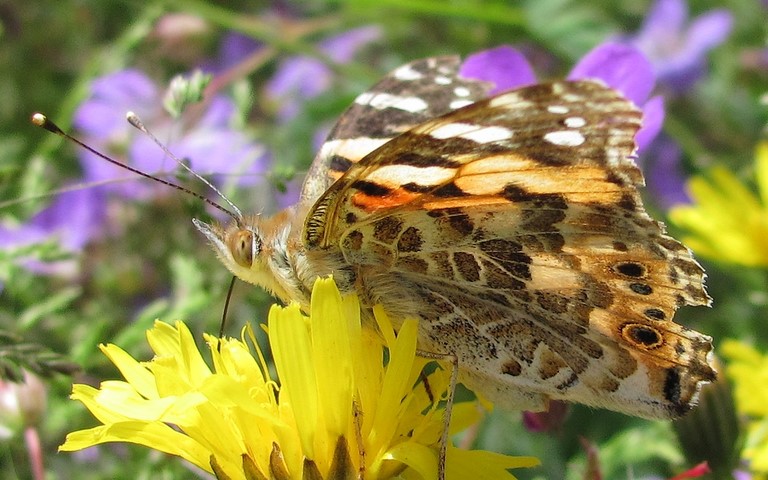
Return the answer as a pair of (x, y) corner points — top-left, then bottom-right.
(393, 64), (424, 81)
(544, 130), (585, 146)
(564, 117), (586, 128)
(453, 86), (470, 97)
(429, 123), (478, 139)
(449, 99), (473, 109)
(488, 94), (529, 109)
(547, 105), (569, 114)
(319, 137), (391, 161)
(461, 126), (513, 143)
(355, 92), (428, 113)
(435, 75), (452, 85)
(366, 164), (456, 188)
(429, 123), (512, 143)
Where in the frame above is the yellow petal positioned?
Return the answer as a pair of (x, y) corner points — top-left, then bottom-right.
(208, 335), (271, 403)
(268, 303), (318, 461)
(310, 277), (353, 438)
(755, 141), (768, 205)
(355, 327), (385, 437)
(368, 316), (418, 459)
(71, 383), (177, 424)
(384, 441), (437, 479)
(446, 447), (540, 480)
(99, 344), (157, 400)
(60, 421), (211, 470)
(148, 321), (212, 394)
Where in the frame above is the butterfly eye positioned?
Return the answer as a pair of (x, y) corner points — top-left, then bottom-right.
(228, 230), (259, 268)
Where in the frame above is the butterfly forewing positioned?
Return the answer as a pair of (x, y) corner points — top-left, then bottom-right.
(303, 80), (714, 419)
(301, 56), (492, 203)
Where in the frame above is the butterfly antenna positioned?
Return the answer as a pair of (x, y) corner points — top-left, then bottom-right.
(31, 113), (241, 223)
(126, 112), (244, 220)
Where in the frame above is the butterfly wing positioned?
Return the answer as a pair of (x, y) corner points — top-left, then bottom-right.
(304, 80), (714, 419)
(300, 56), (492, 203)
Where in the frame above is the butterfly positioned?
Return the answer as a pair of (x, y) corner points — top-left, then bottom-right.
(194, 56), (715, 419)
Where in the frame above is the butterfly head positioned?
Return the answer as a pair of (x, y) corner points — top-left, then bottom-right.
(192, 217), (271, 288)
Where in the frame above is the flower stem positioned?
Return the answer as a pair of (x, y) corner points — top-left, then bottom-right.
(24, 426), (45, 480)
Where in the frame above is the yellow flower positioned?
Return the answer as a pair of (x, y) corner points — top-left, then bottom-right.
(669, 141), (768, 267)
(722, 339), (768, 473)
(60, 276), (539, 479)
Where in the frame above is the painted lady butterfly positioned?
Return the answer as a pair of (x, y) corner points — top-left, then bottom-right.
(194, 56), (715, 419)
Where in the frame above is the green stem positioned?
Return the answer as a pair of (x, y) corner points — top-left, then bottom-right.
(664, 112), (713, 167)
(343, 0), (524, 26)
(162, 0), (377, 79)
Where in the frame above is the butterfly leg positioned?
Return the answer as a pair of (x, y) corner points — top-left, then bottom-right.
(416, 348), (459, 480)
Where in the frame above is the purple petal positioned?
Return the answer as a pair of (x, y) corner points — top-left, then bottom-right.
(74, 70), (158, 138)
(266, 57), (332, 121)
(627, 1), (733, 93)
(167, 97), (268, 185)
(276, 178), (302, 209)
(568, 43), (655, 106)
(651, 9), (732, 91)
(217, 33), (261, 71)
(0, 188), (106, 251)
(79, 148), (159, 200)
(636, 95), (665, 152)
(195, 96), (236, 128)
(173, 130), (265, 179)
(459, 45), (536, 94)
(641, 134), (691, 209)
(637, 0), (688, 41)
(685, 10), (733, 54)
(266, 27), (380, 122)
(658, 61), (707, 93)
(128, 135), (180, 179)
(89, 70), (157, 106)
(732, 470), (753, 480)
(73, 103), (130, 139)
(320, 25), (382, 63)
(269, 57), (331, 99)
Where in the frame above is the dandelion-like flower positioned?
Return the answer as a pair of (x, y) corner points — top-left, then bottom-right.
(669, 141), (768, 267)
(60, 277), (539, 479)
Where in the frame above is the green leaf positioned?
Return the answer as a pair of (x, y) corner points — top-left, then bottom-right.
(524, 0), (618, 61)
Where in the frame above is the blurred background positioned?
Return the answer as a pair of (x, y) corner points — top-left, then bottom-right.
(0, 1), (766, 478)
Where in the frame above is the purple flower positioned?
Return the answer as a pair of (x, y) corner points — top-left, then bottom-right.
(732, 470), (752, 480)
(73, 69), (266, 199)
(0, 188), (105, 252)
(460, 43), (664, 151)
(459, 45), (536, 95)
(7, 33), (271, 276)
(0, 188), (107, 274)
(215, 32), (262, 72)
(638, 134), (691, 209)
(199, 32), (262, 74)
(266, 26), (381, 120)
(628, 0), (733, 93)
